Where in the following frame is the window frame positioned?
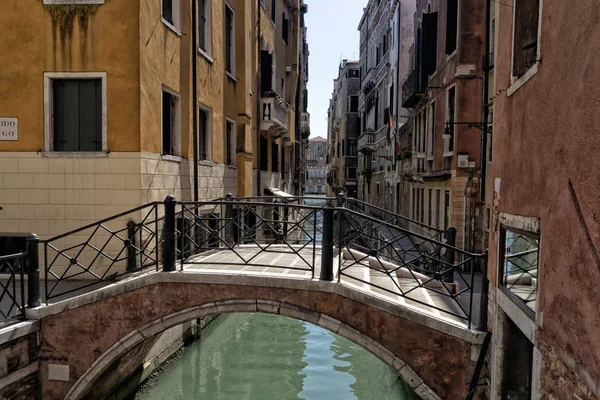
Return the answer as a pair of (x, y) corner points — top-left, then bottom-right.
(507, 0), (543, 97)
(161, 86), (182, 158)
(444, 85), (456, 156)
(161, 0), (181, 34)
(198, 0), (213, 61)
(198, 104), (213, 162)
(224, 1), (236, 78)
(225, 117), (236, 166)
(43, 72), (108, 155)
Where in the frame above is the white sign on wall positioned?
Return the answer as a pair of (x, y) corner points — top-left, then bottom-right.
(0, 118), (18, 141)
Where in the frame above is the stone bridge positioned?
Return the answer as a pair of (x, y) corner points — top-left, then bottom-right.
(30, 268), (485, 400)
(0, 196), (489, 399)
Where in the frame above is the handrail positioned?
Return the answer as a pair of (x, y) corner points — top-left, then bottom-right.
(345, 197), (446, 235)
(341, 207), (486, 258)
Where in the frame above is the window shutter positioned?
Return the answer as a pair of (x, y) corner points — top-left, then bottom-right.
(445, 0), (458, 55)
(422, 12), (438, 76)
(513, 0), (540, 77)
(198, 0), (206, 50)
(162, 92), (172, 155)
(163, 0), (173, 24)
(53, 80), (80, 151)
(78, 79), (102, 151)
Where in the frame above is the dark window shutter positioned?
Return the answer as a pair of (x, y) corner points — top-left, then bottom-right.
(271, 0), (276, 22)
(260, 136), (269, 171)
(446, 0), (458, 55)
(78, 79), (102, 151)
(260, 51), (273, 92)
(198, 0), (206, 50)
(199, 109), (207, 160)
(162, 92), (172, 155)
(513, 0), (539, 77)
(53, 80), (79, 151)
(272, 142), (279, 172)
(350, 96), (358, 112)
(422, 12), (438, 76)
(163, 0), (173, 25)
(282, 15), (288, 44)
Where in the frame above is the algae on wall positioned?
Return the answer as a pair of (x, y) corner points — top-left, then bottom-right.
(43, 2), (103, 67)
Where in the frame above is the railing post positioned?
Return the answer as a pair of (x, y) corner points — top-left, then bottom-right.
(444, 227), (456, 283)
(336, 192), (346, 208)
(126, 220), (137, 272)
(26, 234), (41, 308)
(224, 193), (235, 245)
(477, 252), (489, 331)
(320, 203), (334, 282)
(163, 195), (177, 272)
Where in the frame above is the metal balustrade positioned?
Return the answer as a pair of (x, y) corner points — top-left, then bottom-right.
(22, 195), (488, 329)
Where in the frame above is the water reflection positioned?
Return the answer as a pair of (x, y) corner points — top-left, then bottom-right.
(133, 313), (418, 400)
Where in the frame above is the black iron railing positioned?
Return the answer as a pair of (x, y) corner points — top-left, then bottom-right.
(33, 195), (488, 329)
(0, 252), (26, 322)
(336, 208), (486, 328)
(174, 196), (327, 278)
(42, 203), (163, 301)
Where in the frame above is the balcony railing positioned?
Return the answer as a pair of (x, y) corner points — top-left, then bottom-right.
(358, 130), (375, 154)
(401, 69), (426, 108)
(261, 91), (290, 137)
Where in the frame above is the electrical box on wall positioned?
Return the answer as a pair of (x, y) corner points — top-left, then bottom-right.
(458, 154), (470, 168)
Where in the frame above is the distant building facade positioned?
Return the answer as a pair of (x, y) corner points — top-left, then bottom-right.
(357, 0), (414, 212)
(306, 137), (327, 194)
(326, 60), (360, 198)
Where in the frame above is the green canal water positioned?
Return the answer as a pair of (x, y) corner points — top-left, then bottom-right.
(132, 313), (419, 400)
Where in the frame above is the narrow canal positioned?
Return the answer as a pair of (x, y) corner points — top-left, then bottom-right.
(132, 313), (419, 400)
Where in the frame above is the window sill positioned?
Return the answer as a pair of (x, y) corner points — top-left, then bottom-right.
(507, 62), (540, 97)
(443, 151), (454, 158)
(161, 155), (183, 163)
(445, 49), (457, 61)
(161, 18), (182, 37)
(42, 151), (109, 158)
(427, 156), (434, 161)
(198, 160), (214, 166)
(260, 1), (267, 12)
(198, 48), (214, 64)
(226, 71), (237, 82)
(226, 164), (237, 169)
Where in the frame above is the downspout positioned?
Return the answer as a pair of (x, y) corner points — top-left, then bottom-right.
(395, 2), (401, 165)
(192, 0), (199, 203)
(480, 0), (491, 203)
(256, 0), (262, 197)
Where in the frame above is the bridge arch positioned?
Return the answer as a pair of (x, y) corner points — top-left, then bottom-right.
(65, 299), (439, 400)
(34, 272), (483, 400)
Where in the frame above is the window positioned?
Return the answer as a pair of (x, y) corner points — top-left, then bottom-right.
(500, 316), (534, 399)
(429, 102), (435, 157)
(428, 189), (432, 226)
(225, 3), (235, 75)
(260, 136), (269, 171)
(446, 86), (456, 153)
(260, 51), (273, 92)
(500, 227), (539, 313)
(444, 190), (450, 230)
(198, 106), (212, 161)
(435, 189), (441, 228)
(162, 0), (180, 30)
(347, 140), (357, 156)
(198, 0), (212, 55)
(347, 167), (357, 180)
(513, 0), (540, 78)
(51, 79), (102, 152)
(271, 0), (276, 23)
(281, 78), (285, 99)
(446, 0), (458, 54)
(420, 188), (425, 223)
(347, 69), (359, 79)
(226, 119), (236, 165)
(272, 142), (279, 172)
(162, 88), (181, 156)
(282, 13), (289, 44)
(349, 96), (359, 112)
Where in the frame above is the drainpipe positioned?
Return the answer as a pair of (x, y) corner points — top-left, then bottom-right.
(480, 0), (491, 203)
(256, 0), (262, 197)
(192, 0), (199, 203)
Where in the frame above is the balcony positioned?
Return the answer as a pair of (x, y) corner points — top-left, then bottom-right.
(401, 69), (426, 108)
(301, 113), (311, 139)
(358, 130), (375, 154)
(261, 91), (290, 138)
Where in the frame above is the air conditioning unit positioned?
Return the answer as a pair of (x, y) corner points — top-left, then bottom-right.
(458, 154), (470, 168)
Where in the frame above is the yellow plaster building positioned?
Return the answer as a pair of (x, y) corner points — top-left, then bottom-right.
(0, 0), (309, 246)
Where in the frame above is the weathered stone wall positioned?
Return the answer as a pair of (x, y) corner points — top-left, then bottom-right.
(0, 323), (40, 400)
